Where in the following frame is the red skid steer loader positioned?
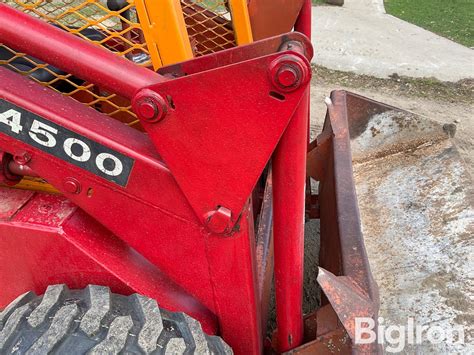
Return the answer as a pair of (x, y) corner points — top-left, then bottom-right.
(1, 0), (471, 354)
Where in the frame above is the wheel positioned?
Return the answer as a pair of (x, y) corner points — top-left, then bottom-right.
(0, 284), (232, 354)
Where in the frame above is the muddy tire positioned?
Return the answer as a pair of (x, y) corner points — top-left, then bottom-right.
(0, 284), (232, 354)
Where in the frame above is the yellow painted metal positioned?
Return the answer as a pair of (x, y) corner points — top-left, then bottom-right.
(135, 0), (193, 69)
(0, 0), (254, 195)
(0, 0), (150, 130)
(2, 178), (59, 195)
(180, 0), (237, 56)
(228, 0), (253, 45)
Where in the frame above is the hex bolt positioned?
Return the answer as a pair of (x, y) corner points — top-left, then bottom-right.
(204, 206), (233, 235)
(132, 90), (168, 123)
(136, 99), (157, 120)
(13, 151), (31, 165)
(276, 66), (299, 88)
(63, 178), (81, 194)
(269, 54), (311, 93)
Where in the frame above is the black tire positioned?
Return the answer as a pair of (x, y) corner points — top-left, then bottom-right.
(0, 284), (232, 354)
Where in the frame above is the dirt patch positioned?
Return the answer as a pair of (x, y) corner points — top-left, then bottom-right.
(312, 65), (474, 104)
(266, 219), (321, 337)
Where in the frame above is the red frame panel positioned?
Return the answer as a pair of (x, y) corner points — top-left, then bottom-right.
(0, 68), (263, 354)
(0, 4), (314, 354)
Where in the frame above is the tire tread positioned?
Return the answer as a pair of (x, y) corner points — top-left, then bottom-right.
(0, 285), (232, 354)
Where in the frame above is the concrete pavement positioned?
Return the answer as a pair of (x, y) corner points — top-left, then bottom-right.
(311, 0), (474, 81)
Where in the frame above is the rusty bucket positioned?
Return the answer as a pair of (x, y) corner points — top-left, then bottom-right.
(296, 90), (472, 353)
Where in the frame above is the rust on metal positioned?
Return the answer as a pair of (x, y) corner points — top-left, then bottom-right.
(303, 304), (339, 342)
(255, 168), (274, 334)
(286, 328), (351, 354)
(297, 90), (381, 354)
(317, 268), (376, 342)
(346, 91), (473, 353)
(310, 90), (379, 298)
(288, 305), (352, 355)
(248, 0), (305, 40)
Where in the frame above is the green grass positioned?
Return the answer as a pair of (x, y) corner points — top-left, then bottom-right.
(385, 0), (474, 47)
(312, 0), (326, 4)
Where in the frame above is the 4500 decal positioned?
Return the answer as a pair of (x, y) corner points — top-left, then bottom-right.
(0, 99), (133, 186)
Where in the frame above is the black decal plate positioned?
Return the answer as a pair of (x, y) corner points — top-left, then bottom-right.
(0, 99), (134, 187)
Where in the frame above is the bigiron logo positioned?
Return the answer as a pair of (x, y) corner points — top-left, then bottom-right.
(0, 99), (134, 186)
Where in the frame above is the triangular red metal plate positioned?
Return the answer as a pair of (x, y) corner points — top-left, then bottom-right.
(140, 53), (309, 227)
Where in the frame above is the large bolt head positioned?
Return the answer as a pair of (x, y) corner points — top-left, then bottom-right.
(203, 206), (233, 235)
(276, 65), (299, 88)
(132, 89), (169, 123)
(137, 100), (158, 121)
(269, 54), (311, 93)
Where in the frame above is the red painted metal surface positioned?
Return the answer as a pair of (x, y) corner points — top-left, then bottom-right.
(273, 88), (309, 352)
(0, 188), (34, 219)
(134, 51), (310, 231)
(0, 3), (313, 231)
(0, 152), (22, 185)
(0, 4), (164, 100)
(0, 189), (218, 331)
(295, 0), (313, 40)
(0, 67), (262, 353)
(0, 7), (314, 353)
(157, 32), (313, 78)
(0, 4), (381, 354)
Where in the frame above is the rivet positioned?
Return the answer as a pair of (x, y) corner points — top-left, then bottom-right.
(63, 178), (81, 194)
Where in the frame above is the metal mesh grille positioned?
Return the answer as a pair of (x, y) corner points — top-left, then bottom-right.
(181, 0), (236, 56)
(0, 1), (239, 129)
(0, 0), (151, 129)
